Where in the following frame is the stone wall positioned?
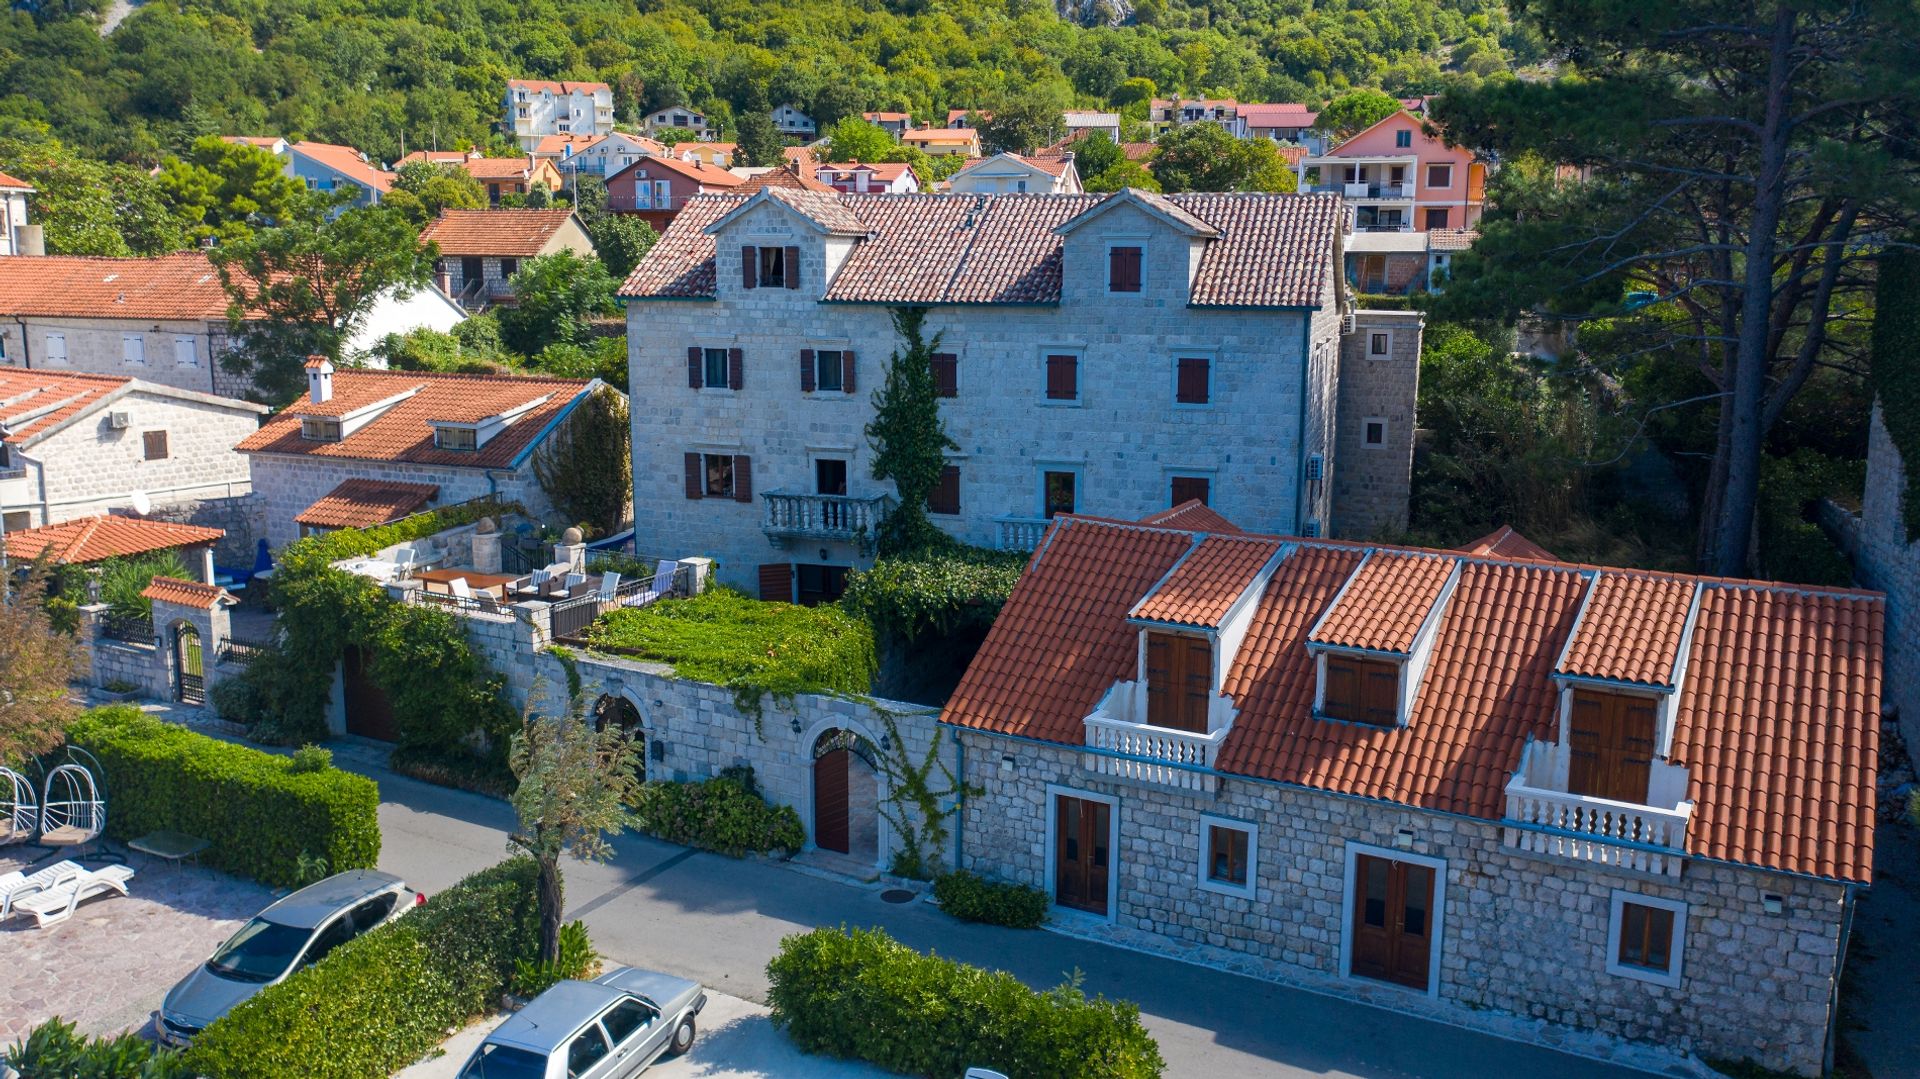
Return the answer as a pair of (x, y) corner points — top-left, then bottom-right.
(1332, 309), (1423, 538)
(1852, 403), (1917, 744)
(0, 317), (249, 397)
(953, 730), (1848, 1076)
(248, 454), (556, 550)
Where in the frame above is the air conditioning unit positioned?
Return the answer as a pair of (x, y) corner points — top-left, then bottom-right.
(1340, 312), (1357, 335)
(108, 410), (131, 429)
(1305, 453), (1324, 482)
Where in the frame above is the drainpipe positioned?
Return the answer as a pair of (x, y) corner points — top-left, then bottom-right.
(1825, 885), (1860, 1075)
(952, 733), (966, 872)
(10, 316), (29, 369)
(1293, 315), (1313, 532)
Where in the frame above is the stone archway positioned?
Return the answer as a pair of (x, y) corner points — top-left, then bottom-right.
(170, 621), (204, 705)
(590, 692), (647, 781)
(810, 727), (880, 864)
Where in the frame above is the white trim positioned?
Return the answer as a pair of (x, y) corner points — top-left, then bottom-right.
(1362, 416), (1388, 448)
(1605, 890), (1686, 988)
(798, 716), (893, 872)
(1037, 464), (1084, 519)
(1042, 783), (1120, 922)
(1339, 841), (1447, 997)
(1196, 814), (1258, 899)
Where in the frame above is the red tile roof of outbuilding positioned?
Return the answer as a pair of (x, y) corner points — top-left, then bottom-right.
(295, 478), (441, 529)
(4, 516), (224, 565)
(141, 576), (234, 609)
(420, 209), (578, 257)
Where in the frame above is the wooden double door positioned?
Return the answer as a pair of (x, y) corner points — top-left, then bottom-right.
(1351, 853), (1435, 990)
(1054, 795), (1111, 915)
(1567, 690), (1656, 802)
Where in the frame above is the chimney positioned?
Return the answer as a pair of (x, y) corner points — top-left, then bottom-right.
(18, 224), (44, 257)
(305, 355), (334, 403)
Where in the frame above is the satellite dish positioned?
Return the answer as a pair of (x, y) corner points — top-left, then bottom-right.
(129, 490), (152, 516)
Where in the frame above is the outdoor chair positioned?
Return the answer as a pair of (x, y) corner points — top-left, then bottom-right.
(0, 859), (85, 919)
(12, 863), (136, 928)
(0, 765), (37, 847)
(38, 761), (104, 860)
(449, 577), (473, 601)
(630, 561), (680, 608)
(518, 568), (551, 596)
(392, 547), (421, 580)
(564, 572), (585, 592)
(596, 572), (622, 602)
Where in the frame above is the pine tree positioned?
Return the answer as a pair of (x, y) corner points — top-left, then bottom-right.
(866, 308), (957, 555)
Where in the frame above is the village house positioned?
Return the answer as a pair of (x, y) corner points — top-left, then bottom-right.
(1299, 110), (1487, 232)
(605, 154), (744, 229)
(901, 127), (983, 157)
(860, 112), (914, 137)
(1, 170), (32, 256)
(239, 139), (393, 208)
(236, 359), (610, 547)
(1344, 228), (1477, 296)
(771, 104), (817, 140)
(941, 507), (1880, 1078)
(1062, 111), (1122, 142)
(671, 142), (736, 168)
(1240, 103), (1326, 152)
(395, 150), (566, 204)
(0, 367), (264, 534)
(947, 151), (1082, 195)
(5, 514), (229, 582)
(643, 106), (713, 141)
(1151, 98), (1246, 135)
(420, 209), (597, 310)
(503, 79), (615, 150)
(812, 162), (920, 195)
(617, 186), (1419, 601)
(945, 108), (987, 128)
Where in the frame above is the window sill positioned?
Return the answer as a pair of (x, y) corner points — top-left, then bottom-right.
(1038, 399), (1083, 408)
(1198, 877), (1256, 901)
(1605, 961), (1682, 989)
(697, 387), (738, 395)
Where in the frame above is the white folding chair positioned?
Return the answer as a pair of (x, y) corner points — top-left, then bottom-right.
(449, 577), (472, 600)
(596, 571), (621, 602)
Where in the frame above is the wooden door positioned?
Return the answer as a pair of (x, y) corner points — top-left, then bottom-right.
(1567, 691), (1656, 802)
(1054, 795), (1111, 915)
(1145, 632), (1212, 733)
(342, 645), (399, 742)
(1351, 854), (1436, 990)
(813, 748), (850, 854)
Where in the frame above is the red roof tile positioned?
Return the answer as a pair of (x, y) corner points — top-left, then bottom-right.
(1428, 228), (1479, 252)
(0, 369), (131, 443)
(1139, 501), (1241, 533)
(420, 209), (579, 257)
(294, 478), (440, 529)
(506, 79), (610, 95)
(735, 163), (838, 195)
(237, 370), (592, 469)
(460, 157), (539, 181)
(0, 170), (31, 190)
(614, 154), (742, 189)
(4, 515), (223, 564)
(141, 576), (233, 609)
(288, 142), (393, 193)
(1457, 524), (1555, 561)
(1239, 104), (1318, 127)
(0, 254), (231, 320)
(1132, 535), (1282, 627)
(1556, 572), (1697, 686)
(1309, 550), (1457, 653)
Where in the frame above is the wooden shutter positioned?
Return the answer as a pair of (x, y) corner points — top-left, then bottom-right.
(683, 452), (703, 499)
(143, 430), (169, 460)
(1145, 634), (1173, 728)
(930, 353), (958, 397)
(1145, 632), (1210, 733)
(1178, 636), (1212, 732)
(784, 245), (800, 289)
(841, 350), (856, 394)
(740, 245), (756, 289)
(687, 346), (703, 388)
(732, 454), (753, 502)
(1176, 357), (1209, 404)
(1170, 476), (1210, 506)
(1568, 691), (1656, 802)
(928, 465), (961, 515)
(1109, 246), (1142, 291)
(800, 349), (815, 392)
(1361, 664), (1398, 727)
(1046, 354), (1077, 400)
(728, 347), (744, 391)
(758, 563), (793, 603)
(1324, 659), (1358, 718)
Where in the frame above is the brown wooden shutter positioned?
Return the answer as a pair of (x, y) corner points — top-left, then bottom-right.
(930, 353), (958, 397)
(784, 246), (800, 289)
(800, 349), (815, 392)
(1176, 357), (1209, 404)
(1045, 354), (1077, 400)
(687, 346), (703, 388)
(728, 347), (744, 391)
(841, 350), (856, 394)
(1568, 691), (1655, 802)
(1179, 636), (1212, 732)
(683, 452), (703, 499)
(1170, 476), (1210, 507)
(1110, 246), (1142, 291)
(758, 563), (793, 603)
(1145, 634), (1173, 728)
(928, 465), (961, 515)
(1361, 665), (1397, 727)
(741, 245), (757, 289)
(732, 454), (752, 502)
(1324, 658), (1357, 718)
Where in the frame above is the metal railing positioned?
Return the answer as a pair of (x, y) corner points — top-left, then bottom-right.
(99, 613), (154, 644)
(216, 636), (274, 666)
(411, 589), (519, 621)
(761, 491), (893, 542)
(994, 516), (1051, 551)
(546, 569), (679, 642)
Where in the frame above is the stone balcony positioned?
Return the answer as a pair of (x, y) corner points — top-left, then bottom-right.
(1501, 741), (1694, 877)
(1080, 682), (1230, 794)
(994, 515), (1050, 551)
(761, 490), (892, 545)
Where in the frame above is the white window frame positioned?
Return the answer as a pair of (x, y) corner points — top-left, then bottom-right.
(1426, 163), (1453, 189)
(1037, 463), (1085, 519)
(174, 335), (199, 368)
(654, 180), (672, 208)
(1042, 783), (1120, 922)
(1171, 351), (1215, 409)
(43, 332), (67, 365)
(1363, 416), (1389, 449)
(122, 333), (146, 366)
(1339, 841), (1448, 997)
(1606, 890), (1686, 988)
(1367, 329), (1394, 359)
(434, 425), (479, 451)
(1039, 346), (1085, 408)
(1196, 814), (1258, 899)
(1104, 237), (1148, 296)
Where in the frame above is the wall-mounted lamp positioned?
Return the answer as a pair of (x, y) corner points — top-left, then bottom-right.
(1393, 828), (1415, 850)
(818, 547), (830, 560)
(790, 717), (803, 734)
(1763, 894), (1785, 915)
(879, 734), (891, 752)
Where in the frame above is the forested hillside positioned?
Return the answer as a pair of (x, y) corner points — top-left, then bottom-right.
(1, 0), (1530, 162)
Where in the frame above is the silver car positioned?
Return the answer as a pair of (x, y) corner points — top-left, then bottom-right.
(456, 967), (707, 1079)
(156, 869), (422, 1045)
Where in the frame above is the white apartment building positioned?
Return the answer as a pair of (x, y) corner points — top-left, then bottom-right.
(505, 79), (616, 150)
(0, 170), (33, 256)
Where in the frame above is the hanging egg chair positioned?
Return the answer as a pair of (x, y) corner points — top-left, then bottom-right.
(38, 749), (106, 856)
(0, 765), (37, 846)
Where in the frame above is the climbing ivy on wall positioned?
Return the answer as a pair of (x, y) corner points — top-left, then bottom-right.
(864, 705), (979, 881)
(1869, 244), (1920, 541)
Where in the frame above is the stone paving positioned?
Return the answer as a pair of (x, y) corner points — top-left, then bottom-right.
(0, 852), (275, 1043)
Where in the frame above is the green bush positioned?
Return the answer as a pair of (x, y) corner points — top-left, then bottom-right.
(96, 551), (193, 618)
(68, 707), (379, 889)
(6, 1017), (187, 1078)
(184, 858), (541, 1079)
(512, 919), (599, 997)
(275, 497), (524, 574)
(627, 769), (805, 857)
(289, 744), (333, 773)
(932, 870), (1049, 929)
(840, 545), (1027, 641)
(767, 926), (1163, 1079)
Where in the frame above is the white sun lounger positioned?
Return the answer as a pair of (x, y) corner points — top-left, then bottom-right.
(12, 863), (135, 928)
(0, 859), (87, 918)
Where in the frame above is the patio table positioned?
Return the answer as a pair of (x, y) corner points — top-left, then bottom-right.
(128, 830), (209, 868)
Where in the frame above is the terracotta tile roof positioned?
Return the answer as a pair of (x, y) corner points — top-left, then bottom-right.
(4, 515), (223, 565)
(1121, 142), (1155, 162)
(681, 141), (736, 153)
(395, 150), (476, 167)
(141, 576), (233, 609)
(615, 154), (742, 189)
(0, 170), (31, 190)
(295, 478), (440, 529)
(0, 369), (131, 444)
(941, 515), (1885, 883)
(817, 162), (916, 183)
(1556, 572), (1697, 686)
(902, 128), (980, 145)
(420, 209), (577, 257)
(1132, 535), (1283, 627)
(237, 370), (591, 469)
(1308, 550), (1457, 653)
(1139, 500), (1241, 533)
(1239, 103), (1318, 128)
(460, 156), (537, 180)
(734, 164), (837, 195)
(1014, 153), (1073, 178)
(863, 112), (911, 122)
(507, 79), (610, 95)
(713, 187), (866, 238)
(1457, 524), (1554, 561)
(1428, 228), (1479, 252)
(288, 142), (393, 193)
(0, 253), (231, 320)
(621, 191), (1341, 309)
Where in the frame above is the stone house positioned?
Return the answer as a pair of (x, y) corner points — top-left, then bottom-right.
(1844, 403), (1920, 747)
(946, 152), (1083, 195)
(771, 104), (817, 140)
(235, 358), (610, 547)
(605, 155), (743, 229)
(0, 368), (266, 534)
(643, 107), (712, 142)
(1299, 110), (1487, 233)
(420, 209), (597, 310)
(941, 508), (1881, 1077)
(504, 79), (615, 150)
(1, 169), (32, 256)
(618, 185), (1419, 600)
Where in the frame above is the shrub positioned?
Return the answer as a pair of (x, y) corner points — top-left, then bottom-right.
(275, 497), (524, 574)
(289, 744), (333, 773)
(184, 858), (542, 1079)
(6, 1018), (187, 1079)
(96, 551), (193, 618)
(627, 770), (805, 857)
(512, 919), (599, 997)
(840, 545), (1027, 641)
(67, 707), (379, 889)
(932, 870), (1049, 929)
(767, 926), (1163, 1079)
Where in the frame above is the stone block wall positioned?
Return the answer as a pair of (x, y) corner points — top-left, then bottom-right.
(0, 317), (236, 396)
(1853, 404), (1917, 745)
(954, 730), (1847, 1076)
(27, 387), (258, 529)
(1332, 309), (1423, 538)
(248, 455), (556, 550)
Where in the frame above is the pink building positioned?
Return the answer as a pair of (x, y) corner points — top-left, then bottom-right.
(1298, 110), (1485, 233)
(812, 162), (920, 194)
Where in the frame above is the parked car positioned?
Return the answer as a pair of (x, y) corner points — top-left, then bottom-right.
(156, 869), (422, 1045)
(456, 967), (707, 1078)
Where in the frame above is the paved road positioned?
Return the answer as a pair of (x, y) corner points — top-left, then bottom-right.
(366, 759), (1655, 1079)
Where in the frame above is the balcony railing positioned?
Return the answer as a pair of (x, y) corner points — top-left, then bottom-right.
(761, 491), (893, 543)
(1084, 713), (1227, 794)
(1502, 753), (1693, 877)
(1314, 182), (1417, 200)
(994, 516), (1051, 551)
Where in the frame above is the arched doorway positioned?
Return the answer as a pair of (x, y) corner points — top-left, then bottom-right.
(171, 622), (204, 705)
(590, 693), (646, 781)
(811, 729), (879, 862)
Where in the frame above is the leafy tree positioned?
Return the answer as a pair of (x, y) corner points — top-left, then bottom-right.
(582, 213), (659, 280)
(1084, 158), (1161, 193)
(155, 135), (305, 242)
(1152, 123), (1297, 192)
(0, 559), (84, 764)
(387, 160), (484, 226)
(825, 118), (896, 163)
(533, 337), (628, 387)
(866, 308), (958, 555)
(508, 702), (640, 963)
(1315, 89), (1402, 139)
(977, 90), (1070, 155)
(524, 180), (553, 209)
(496, 253), (619, 357)
(0, 121), (187, 256)
(1070, 130), (1125, 178)
(1110, 77), (1157, 110)
(534, 386), (632, 534)
(735, 85), (786, 168)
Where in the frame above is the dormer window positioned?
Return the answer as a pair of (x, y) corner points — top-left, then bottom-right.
(435, 426), (478, 451)
(1566, 690), (1656, 803)
(741, 245), (798, 290)
(759, 246), (786, 288)
(1145, 631), (1211, 733)
(301, 418), (341, 442)
(1321, 655), (1398, 728)
(1108, 245), (1143, 293)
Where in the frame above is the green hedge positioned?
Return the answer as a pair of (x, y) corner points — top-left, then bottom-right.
(184, 857), (540, 1079)
(932, 870), (1049, 929)
(627, 769), (805, 857)
(275, 497), (524, 574)
(840, 545), (1027, 641)
(767, 926), (1163, 1079)
(68, 707), (378, 889)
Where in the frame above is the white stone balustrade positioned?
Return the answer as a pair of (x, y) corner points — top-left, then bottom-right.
(1503, 768), (1694, 877)
(994, 515), (1051, 551)
(1083, 713), (1227, 794)
(760, 490), (892, 542)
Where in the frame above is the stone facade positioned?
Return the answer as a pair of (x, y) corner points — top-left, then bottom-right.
(1850, 403), (1918, 744)
(1331, 309), (1423, 538)
(0, 317), (251, 398)
(953, 730), (1849, 1077)
(247, 453), (554, 549)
